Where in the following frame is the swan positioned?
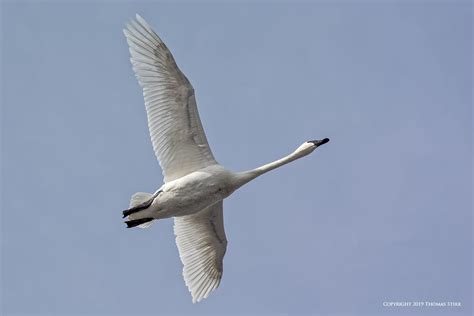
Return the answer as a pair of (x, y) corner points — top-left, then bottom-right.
(122, 14), (330, 303)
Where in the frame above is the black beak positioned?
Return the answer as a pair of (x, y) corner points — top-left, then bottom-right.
(309, 138), (330, 147)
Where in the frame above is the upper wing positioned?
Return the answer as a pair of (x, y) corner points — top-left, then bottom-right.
(124, 14), (217, 182)
(173, 201), (228, 303)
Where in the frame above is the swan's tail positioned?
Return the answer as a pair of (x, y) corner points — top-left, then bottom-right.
(123, 192), (155, 228)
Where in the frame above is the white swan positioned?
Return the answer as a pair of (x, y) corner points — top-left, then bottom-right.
(123, 14), (330, 303)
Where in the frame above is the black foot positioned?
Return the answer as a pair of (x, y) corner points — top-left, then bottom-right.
(122, 199), (154, 218)
(122, 190), (162, 218)
(125, 217), (154, 228)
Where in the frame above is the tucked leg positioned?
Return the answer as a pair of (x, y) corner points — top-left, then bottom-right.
(125, 217), (154, 228)
(122, 190), (161, 218)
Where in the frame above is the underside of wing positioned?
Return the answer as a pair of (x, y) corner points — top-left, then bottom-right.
(173, 201), (227, 303)
(124, 14), (217, 182)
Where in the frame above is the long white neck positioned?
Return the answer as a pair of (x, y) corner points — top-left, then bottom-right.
(230, 139), (329, 190)
(233, 148), (310, 188)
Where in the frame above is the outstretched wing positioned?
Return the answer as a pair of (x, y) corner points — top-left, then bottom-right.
(173, 202), (228, 303)
(124, 14), (217, 182)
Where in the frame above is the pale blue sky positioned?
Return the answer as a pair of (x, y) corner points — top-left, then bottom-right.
(1, 1), (472, 315)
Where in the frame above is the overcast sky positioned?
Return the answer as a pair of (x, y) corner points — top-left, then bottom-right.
(1, 1), (472, 316)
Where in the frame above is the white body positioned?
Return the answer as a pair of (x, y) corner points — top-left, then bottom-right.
(123, 15), (329, 303)
(142, 165), (237, 219)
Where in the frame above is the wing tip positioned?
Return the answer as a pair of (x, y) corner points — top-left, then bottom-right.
(123, 13), (163, 49)
(184, 271), (222, 304)
(135, 13), (147, 25)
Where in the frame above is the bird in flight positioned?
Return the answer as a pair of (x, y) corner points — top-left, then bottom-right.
(123, 14), (330, 303)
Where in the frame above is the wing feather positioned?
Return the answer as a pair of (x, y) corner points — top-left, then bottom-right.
(173, 202), (227, 303)
(124, 14), (217, 182)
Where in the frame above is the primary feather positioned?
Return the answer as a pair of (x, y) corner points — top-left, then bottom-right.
(174, 201), (227, 303)
(124, 14), (216, 183)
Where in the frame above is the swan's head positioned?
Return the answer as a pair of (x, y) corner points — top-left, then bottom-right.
(295, 138), (330, 156)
